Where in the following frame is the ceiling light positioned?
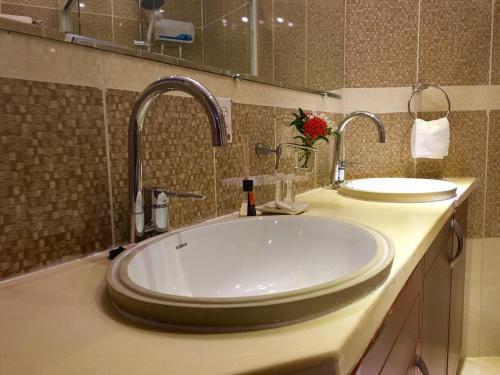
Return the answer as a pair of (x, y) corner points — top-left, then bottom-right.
(276, 17), (284, 23)
(241, 16), (249, 23)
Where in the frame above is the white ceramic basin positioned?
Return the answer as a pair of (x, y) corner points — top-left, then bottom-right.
(340, 178), (457, 202)
(107, 216), (393, 331)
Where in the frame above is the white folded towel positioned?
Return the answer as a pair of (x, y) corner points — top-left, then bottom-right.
(411, 117), (450, 159)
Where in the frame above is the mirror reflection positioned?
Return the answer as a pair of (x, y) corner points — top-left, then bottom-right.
(0, 0), (344, 92)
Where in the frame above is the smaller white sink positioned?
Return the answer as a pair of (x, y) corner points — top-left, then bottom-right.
(340, 178), (457, 202)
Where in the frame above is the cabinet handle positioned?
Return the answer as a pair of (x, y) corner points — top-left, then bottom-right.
(450, 217), (464, 269)
(416, 355), (430, 375)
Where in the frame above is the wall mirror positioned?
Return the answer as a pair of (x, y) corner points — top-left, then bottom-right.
(0, 0), (344, 95)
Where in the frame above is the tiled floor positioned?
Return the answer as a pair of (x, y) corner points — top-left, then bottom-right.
(460, 357), (500, 375)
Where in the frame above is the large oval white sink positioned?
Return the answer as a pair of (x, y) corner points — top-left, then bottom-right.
(340, 178), (457, 202)
(107, 216), (393, 331)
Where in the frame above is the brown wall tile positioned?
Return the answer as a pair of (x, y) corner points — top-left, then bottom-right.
(79, 13), (113, 42)
(491, 2), (500, 85)
(79, 0), (112, 16)
(485, 110), (500, 236)
(3, 0), (58, 6)
(113, 17), (139, 48)
(345, 0), (419, 88)
(273, 0), (306, 88)
(344, 113), (415, 179)
(204, 20), (225, 70)
(106, 89), (217, 243)
(224, 5), (252, 74)
(255, 0), (273, 83)
(215, 103), (275, 216)
(0, 78), (111, 278)
(418, 0), (492, 85)
(415, 111), (488, 237)
(164, 0), (202, 28)
(1, 3), (60, 30)
(306, 0), (344, 91)
(112, 0), (139, 20)
(203, 0), (223, 25)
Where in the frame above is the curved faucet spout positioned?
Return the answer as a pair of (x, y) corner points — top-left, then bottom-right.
(331, 111), (385, 188)
(128, 76), (227, 242)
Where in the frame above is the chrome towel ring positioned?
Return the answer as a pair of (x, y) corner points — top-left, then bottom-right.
(407, 83), (451, 120)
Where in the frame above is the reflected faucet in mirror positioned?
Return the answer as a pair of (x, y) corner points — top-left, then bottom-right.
(128, 75), (227, 243)
(331, 111), (386, 188)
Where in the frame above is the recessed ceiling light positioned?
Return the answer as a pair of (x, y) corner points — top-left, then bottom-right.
(276, 17), (284, 23)
(241, 16), (249, 23)
(288, 21), (294, 27)
(79, 3), (85, 8)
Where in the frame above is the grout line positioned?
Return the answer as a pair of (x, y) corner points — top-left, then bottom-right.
(416, 0), (421, 84)
(98, 52), (116, 246)
(304, 0), (308, 88)
(271, 0), (275, 83)
(488, 0), (495, 85)
(482, 110), (490, 238)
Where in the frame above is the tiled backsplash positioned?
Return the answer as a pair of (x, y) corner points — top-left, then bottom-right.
(0, 75), (336, 279)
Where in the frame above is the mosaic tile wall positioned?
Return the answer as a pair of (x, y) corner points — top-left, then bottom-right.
(0, 76), (337, 279)
(343, 0), (499, 240)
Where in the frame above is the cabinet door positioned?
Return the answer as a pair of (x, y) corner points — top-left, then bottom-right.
(422, 222), (453, 375)
(448, 201), (468, 375)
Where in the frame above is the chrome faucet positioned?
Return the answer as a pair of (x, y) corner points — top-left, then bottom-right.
(331, 111), (385, 188)
(128, 76), (227, 243)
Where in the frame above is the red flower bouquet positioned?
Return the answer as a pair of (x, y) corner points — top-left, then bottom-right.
(290, 108), (337, 169)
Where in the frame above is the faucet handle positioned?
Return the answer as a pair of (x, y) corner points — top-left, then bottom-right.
(165, 191), (206, 200)
(144, 187), (205, 234)
(340, 160), (364, 168)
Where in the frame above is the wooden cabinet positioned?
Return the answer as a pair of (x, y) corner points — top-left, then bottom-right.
(354, 200), (468, 375)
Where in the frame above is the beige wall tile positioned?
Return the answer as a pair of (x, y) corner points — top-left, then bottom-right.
(415, 111), (488, 237)
(306, 0), (344, 91)
(106, 89), (217, 243)
(0, 77), (111, 279)
(0, 31), (103, 88)
(418, 0), (492, 85)
(215, 103), (275, 216)
(273, 0), (306, 89)
(492, 2), (500, 85)
(344, 112), (415, 180)
(478, 238), (500, 355)
(344, 0), (419, 88)
(485, 110), (500, 236)
(462, 238), (484, 357)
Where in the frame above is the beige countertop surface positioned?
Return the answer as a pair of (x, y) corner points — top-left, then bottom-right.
(0, 178), (477, 375)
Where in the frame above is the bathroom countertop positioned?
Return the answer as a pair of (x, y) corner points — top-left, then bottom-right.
(0, 178), (477, 375)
